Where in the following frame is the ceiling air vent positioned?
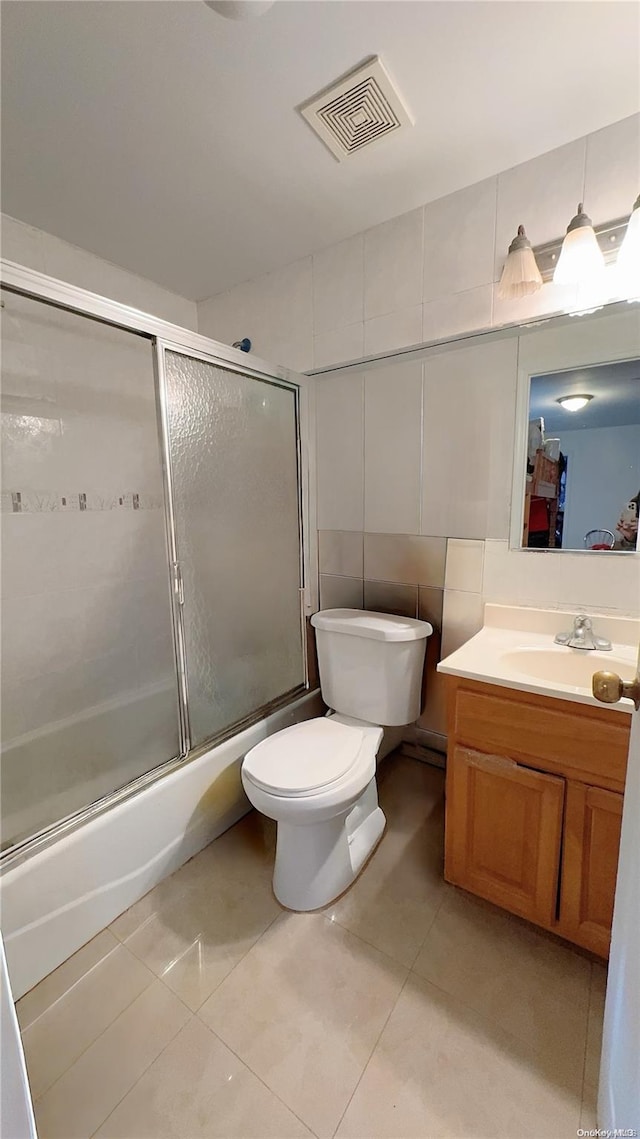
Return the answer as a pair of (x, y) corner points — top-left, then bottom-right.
(298, 56), (414, 162)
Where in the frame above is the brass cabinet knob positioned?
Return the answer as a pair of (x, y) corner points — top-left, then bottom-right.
(592, 670), (640, 711)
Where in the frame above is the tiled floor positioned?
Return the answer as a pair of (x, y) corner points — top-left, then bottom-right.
(17, 755), (604, 1139)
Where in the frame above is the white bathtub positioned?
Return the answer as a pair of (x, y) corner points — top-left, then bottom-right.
(0, 688), (323, 999)
(1, 680), (181, 852)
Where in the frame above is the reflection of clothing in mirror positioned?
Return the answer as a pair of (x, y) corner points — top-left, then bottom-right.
(528, 497), (550, 547)
(614, 490), (639, 550)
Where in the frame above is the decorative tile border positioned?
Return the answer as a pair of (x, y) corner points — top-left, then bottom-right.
(1, 490), (164, 514)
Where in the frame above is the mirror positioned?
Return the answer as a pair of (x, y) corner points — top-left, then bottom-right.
(521, 358), (640, 551)
(510, 303), (640, 553)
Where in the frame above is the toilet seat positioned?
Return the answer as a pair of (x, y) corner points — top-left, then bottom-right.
(242, 717), (369, 797)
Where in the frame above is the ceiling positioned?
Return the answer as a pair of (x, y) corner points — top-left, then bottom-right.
(530, 360), (640, 432)
(2, 1), (639, 302)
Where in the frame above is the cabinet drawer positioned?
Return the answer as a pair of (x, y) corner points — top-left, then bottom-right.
(451, 680), (629, 791)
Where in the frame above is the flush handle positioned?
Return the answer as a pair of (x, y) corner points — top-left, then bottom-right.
(592, 671), (640, 711)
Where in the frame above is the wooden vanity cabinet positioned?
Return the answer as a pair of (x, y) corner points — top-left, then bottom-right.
(560, 782), (624, 958)
(444, 677), (629, 958)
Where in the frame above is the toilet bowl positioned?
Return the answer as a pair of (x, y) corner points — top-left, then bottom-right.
(241, 608), (432, 912)
(242, 714), (384, 910)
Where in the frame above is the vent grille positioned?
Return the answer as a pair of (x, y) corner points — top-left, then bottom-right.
(299, 57), (413, 162)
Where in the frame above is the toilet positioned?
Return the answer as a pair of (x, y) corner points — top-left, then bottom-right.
(241, 608), (432, 911)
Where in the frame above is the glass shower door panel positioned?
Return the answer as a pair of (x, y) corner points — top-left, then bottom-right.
(1, 290), (181, 850)
(164, 352), (304, 748)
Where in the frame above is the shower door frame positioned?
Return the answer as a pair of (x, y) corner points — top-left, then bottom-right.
(0, 258), (317, 867)
(154, 337), (310, 756)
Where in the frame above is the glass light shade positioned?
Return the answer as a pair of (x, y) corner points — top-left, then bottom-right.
(556, 395), (593, 412)
(498, 225), (543, 300)
(553, 205), (605, 287)
(616, 196), (640, 297)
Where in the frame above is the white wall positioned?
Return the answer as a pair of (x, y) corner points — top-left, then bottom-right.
(197, 114), (639, 370)
(1, 213), (198, 330)
(559, 425), (640, 549)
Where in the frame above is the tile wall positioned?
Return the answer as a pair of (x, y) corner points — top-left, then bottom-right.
(1, 213), (198, 330)
(315, 310), (640, 747)
(197, 114), (640, 370)
(197, 113), (640, 747)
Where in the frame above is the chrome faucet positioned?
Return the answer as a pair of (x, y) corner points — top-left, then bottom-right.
(554, 614), (612, 651)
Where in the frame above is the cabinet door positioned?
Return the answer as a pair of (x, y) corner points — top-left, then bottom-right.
(445, 746), (564, 926)
(559, 781), (623, 958)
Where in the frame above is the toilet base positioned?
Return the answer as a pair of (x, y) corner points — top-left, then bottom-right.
(272, 778), (385, 911)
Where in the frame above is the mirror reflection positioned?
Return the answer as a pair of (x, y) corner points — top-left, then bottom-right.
(523, 359), (640, 551)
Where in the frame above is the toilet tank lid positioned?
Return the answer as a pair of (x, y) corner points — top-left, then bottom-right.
(310, 609), (432, 642)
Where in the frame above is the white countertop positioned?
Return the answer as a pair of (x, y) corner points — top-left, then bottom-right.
(437, 605), (639, 714)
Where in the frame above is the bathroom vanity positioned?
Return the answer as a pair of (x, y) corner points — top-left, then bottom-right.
(439, 606), (637, 959)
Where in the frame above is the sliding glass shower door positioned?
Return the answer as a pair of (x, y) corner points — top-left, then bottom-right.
(1, 271), (307, 856)
(1, 291), (182, 850)
(160, 348), (305, 750)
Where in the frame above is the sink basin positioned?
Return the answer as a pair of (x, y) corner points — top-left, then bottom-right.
(437, 604), (639, 711)
(501, 648), (635, 689)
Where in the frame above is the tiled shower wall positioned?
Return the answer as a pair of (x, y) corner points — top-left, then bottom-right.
(197, 114), (639, 370)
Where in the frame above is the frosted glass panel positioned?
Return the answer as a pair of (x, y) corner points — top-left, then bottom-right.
(1, 290), (181, 850)
(164, 352), (304, 747)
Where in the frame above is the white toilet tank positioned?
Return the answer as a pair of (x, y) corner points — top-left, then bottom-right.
(310, 609), (432, 726)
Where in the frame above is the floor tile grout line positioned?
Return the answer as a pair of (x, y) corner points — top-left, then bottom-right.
(404, 964), (589, 1102)
(33, 766), (442, 1131)
(110, 899), (282, 1011)
(196, 1015), (321, 1139)
(406, 881), (450, 971)
(33, 981), (192, 1130)
(318, 906), (416, 972)
(193, 906), (413, 1138)
(186, 909), (284, 1015)
(331, 968), (413, 1138)
(28, 948), (159, 1104)
(324, 879), (447, 975)
(19, 933), (123, 1032)
(88, 1004), (194, 1139)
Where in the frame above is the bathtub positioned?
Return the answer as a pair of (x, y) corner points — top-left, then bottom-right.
(1, 679), (182, 852)
(0, 688), (323, 999)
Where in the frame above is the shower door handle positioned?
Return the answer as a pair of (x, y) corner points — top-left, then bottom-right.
(173, 562), (185, 606)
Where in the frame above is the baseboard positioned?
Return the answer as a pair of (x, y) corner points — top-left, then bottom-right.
(401, 725), (447, 768)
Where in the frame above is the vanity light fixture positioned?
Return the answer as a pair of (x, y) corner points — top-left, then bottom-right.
(556, 394), (594, 413)
(553, 203), (605, 287)
(617, 193), (640, 296)
(497, 225), (543, 300)
(501, 200), (635, 300)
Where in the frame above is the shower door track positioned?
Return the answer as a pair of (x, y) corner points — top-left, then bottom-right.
(0, 258), (314, 870)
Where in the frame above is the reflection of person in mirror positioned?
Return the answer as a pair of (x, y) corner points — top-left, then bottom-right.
(615, 491), (640, 550)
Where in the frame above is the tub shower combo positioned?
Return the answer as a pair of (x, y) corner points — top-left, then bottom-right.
(0, 260), (318, 997)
